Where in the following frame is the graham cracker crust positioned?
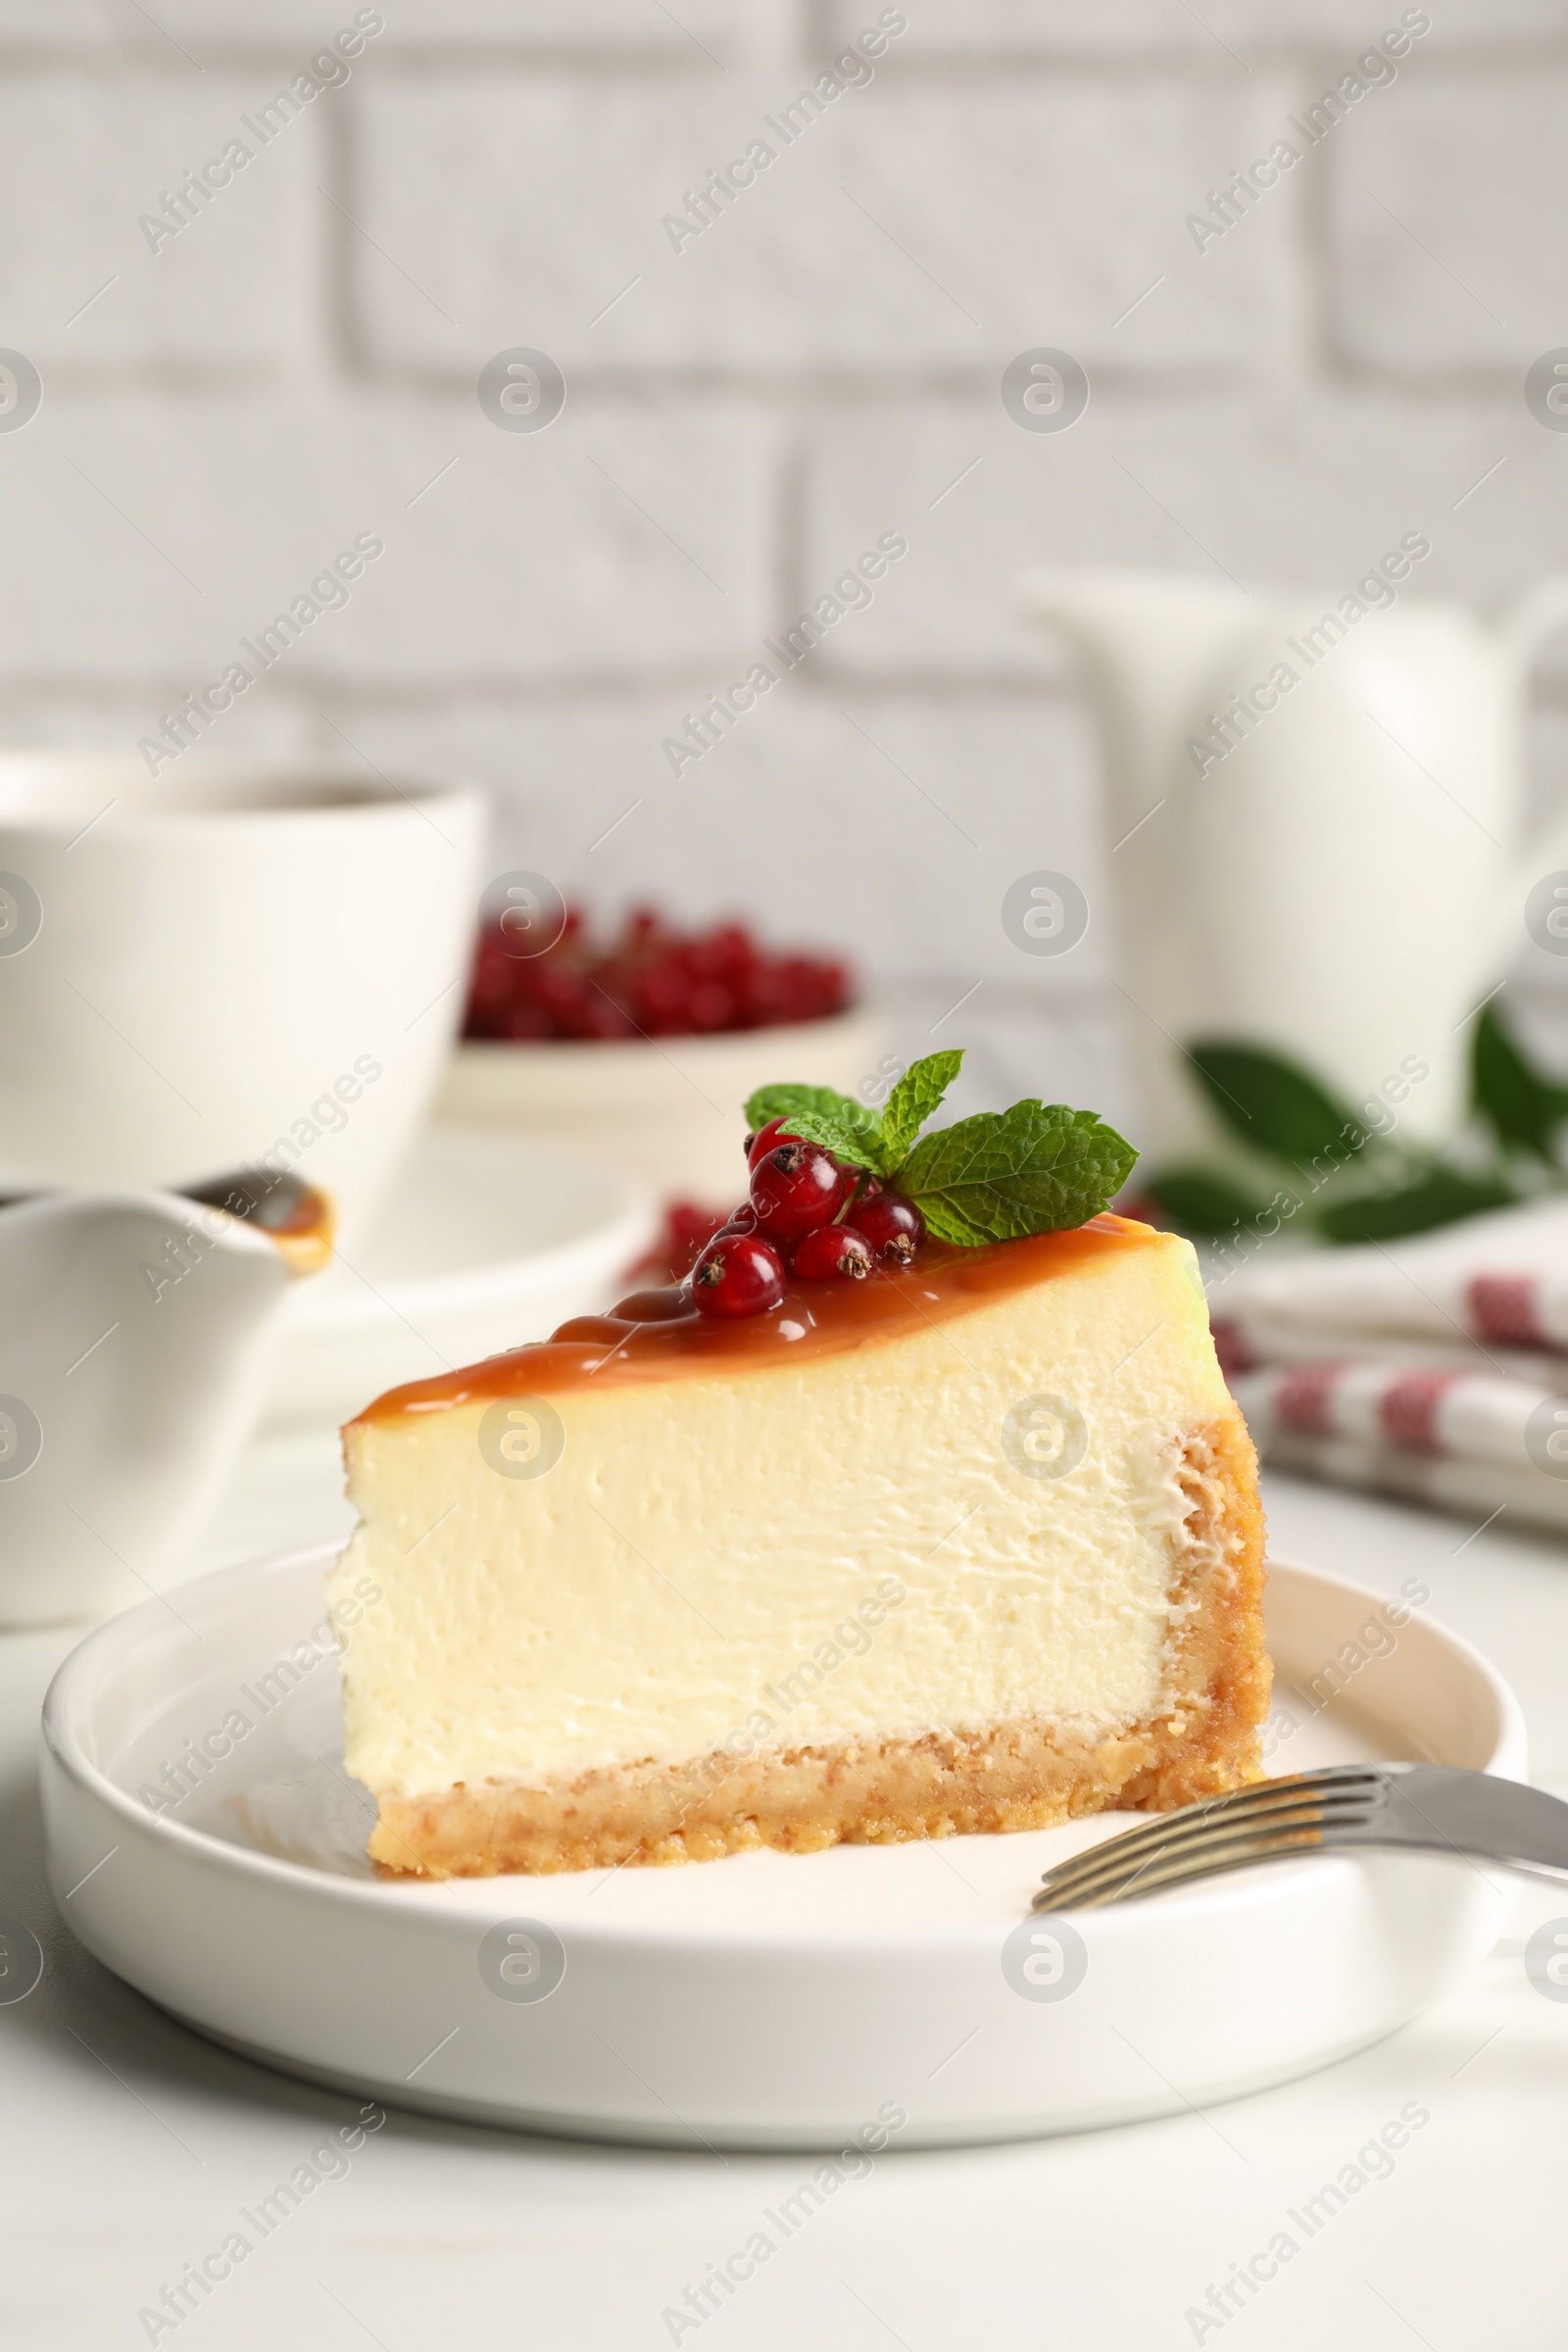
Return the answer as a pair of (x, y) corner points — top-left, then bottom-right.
(368, 1409), (1270, 1879)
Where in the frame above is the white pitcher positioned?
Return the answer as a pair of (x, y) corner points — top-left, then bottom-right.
(1022, 566), (1568, 1166)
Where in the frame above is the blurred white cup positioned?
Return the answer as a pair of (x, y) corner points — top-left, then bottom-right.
(0, 755), (486, 1243)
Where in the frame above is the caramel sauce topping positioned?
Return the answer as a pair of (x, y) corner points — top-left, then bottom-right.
(352, 1214), (1159, 1425)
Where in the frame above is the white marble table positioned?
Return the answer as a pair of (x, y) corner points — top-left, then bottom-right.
(6, 1442), (1568, 2352)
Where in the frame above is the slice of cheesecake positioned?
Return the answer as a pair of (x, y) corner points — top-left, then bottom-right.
(328, 1214), (1268, 1878)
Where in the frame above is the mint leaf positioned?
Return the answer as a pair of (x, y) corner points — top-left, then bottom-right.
(744, 1081), (881, 1148)
(767, 1106), (896, 1173)
(1189, 1042), (1365, 1163)
(743, 1080), (891, 1172)
(896, 1102), (1138, 1244)
(879, 1050), (963, 1164)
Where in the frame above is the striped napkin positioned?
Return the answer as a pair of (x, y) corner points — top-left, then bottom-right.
(1209, 1198), (1568, 1534)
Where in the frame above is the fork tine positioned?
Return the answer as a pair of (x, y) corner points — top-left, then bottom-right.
(1054, 1823), (1327, 1909)
(1030, 1767), (1384, 1904)
(1037, 1797), (1334, 1888)
(1082, 1764), (1384, 1856)
(1037, 1807), (1332, 1908)
(1031, 1766), (1387, 1910)
(1033, 1799), (1355, 1909)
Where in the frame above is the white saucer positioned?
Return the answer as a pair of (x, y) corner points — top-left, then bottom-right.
(261, 1129), (658, 1427)
(39, 1550), (1523, 2150)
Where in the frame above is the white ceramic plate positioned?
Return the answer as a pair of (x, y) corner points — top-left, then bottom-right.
(40, 1550), (1523, 2151)
(262, 1129), (658, 1427)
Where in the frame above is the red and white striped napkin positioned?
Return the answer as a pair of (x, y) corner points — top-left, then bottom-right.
(1209, 1198), (1568, 1534)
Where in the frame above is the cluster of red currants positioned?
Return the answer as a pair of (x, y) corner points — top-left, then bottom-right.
(690, 1121), (927, 1317)
(465, 905), (853, 1042)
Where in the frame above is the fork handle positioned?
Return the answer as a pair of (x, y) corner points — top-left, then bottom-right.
(1353, 1768), (1568, 1881)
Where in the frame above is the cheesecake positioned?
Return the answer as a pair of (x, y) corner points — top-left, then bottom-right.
(328, 1188), (1268, 1877)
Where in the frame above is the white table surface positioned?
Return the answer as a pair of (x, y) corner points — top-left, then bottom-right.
(6, 1433), (1568, 2352)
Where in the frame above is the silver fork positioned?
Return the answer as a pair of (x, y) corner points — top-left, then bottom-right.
(1032, 1763), (1568, 1912)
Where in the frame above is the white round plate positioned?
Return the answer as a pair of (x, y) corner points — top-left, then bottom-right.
(40, 1549), (1523, 2151)
(262, 1129), (657, 1426)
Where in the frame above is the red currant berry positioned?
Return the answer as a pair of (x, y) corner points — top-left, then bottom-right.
(745, 1116), (793, 1167)
(690, 1232), (785, 1317)
(849, 1193), (925, 1265)
(792, 1225), (873, 1281)
(750, 1141), (851, 1240)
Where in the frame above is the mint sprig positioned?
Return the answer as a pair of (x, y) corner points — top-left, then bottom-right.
(743, 1051), (1137, 1243)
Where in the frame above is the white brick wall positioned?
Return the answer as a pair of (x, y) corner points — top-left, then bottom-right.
(0, 71), (322, 368)
(307, 685), (1107, 980)
(1329, 73), (1568, 369)
(2, 0), (1565, 1103)
(352, 72), (1294, 373)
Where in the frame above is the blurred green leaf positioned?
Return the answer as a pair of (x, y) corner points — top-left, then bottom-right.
(1142, 1168), (1276, 1239)
(1189, 1041), (1365, 1165)
(1471, 1001), (1568, 1159)
(1314, 1169), (1517, 1245)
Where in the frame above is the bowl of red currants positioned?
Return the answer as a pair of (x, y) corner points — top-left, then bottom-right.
(437, 904), (884, 1204)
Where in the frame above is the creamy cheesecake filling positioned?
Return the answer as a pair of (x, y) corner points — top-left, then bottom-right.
(329, 1226), (1235, 1800)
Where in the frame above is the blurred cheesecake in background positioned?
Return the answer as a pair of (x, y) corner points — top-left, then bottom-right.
(437, 903), (884, 1204)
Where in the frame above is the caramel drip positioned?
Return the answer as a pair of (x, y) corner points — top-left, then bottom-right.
(183, 1170), (335, 1279)
(264, 1186), (335, 1280)
(352, 1214), (1160, 1424)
